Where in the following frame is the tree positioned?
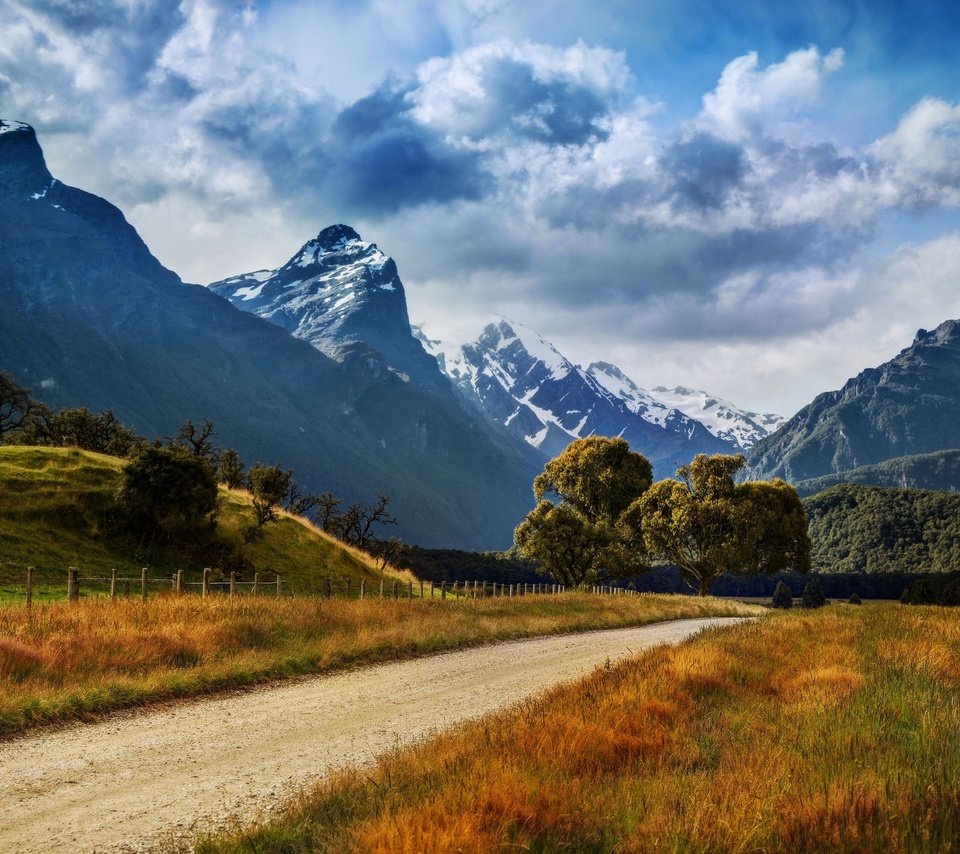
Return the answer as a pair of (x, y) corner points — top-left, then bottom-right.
(772, 580), (793, 609)
(174, 419), (218, 462)
(315, 492), (343, 534)
(118, 446), (218, 536)
(801, 577), (827, 609)
(533, 435), (653, 525)
(47, 408), (142, 456)
(626, 454), (810, 596)
(247, 464), (293, 531)
(216, 448), (246, 489)
(514, 501), (623, 587)
(339, 494), (397, 549)
(0, 372), (50, 440)
(514, 437), (652, 587)
(285, 481), (319, 518)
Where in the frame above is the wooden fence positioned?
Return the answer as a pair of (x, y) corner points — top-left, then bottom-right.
(11, 566), (640, 606)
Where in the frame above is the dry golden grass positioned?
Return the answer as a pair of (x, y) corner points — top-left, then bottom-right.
(200, 604), (960, 853)
(0, 592), (756, 737)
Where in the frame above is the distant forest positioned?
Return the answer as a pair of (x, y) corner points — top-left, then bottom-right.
(392, 481), (960, 598)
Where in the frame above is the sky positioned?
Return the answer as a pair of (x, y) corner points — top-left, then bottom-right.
(2, 0), (960, 415)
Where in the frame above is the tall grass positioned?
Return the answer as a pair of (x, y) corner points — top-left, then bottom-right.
(0, 592), (757, 737)
(200, 604), (960, 853)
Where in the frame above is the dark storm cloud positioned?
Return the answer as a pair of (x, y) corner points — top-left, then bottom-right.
(661, 134), (745, 211)
(454, 57), (612, 144)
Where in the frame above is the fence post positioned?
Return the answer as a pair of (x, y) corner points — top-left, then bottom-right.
(203, 567), (211, 597)
(110, 569), (117, 599)
(419, 580), (424, 599)
(379, 578), (384, 598)
(392, 580), (398, 599)
(346, 578), (352, 598)
(324, 576), (333, 599)
(26, 566), (33, 609)
(276, 575), (282, 597)
(123, 579), (130, 597)
(229, 572), (236, 597)
(441, 581), (447, 600)
(141, 568), (148, 602)
(360, 579), (365, 600)
(253, 572), (259, 596)
(176, 569), (184, 595)
(408, 581), (413, 601)
(67, 567), (79, 603)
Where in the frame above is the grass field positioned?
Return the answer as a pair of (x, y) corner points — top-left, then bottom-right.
(0, 446), (394, 600)
(0, 592), (758, 737)
(199, 604), (960, 853)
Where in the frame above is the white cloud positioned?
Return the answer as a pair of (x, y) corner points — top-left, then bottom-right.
(698, 46), (844, 143)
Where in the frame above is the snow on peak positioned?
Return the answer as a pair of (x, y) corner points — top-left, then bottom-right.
(647, 385), (784, 449)
(0, 119), (32, 136)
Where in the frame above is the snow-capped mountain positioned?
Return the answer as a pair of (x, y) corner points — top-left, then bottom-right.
(587, 362), (784, 450)
(419, 319), (737, 476)
(210, 225), (445, 394)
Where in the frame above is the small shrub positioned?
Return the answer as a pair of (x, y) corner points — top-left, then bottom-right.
(847, 592), (862, 605)
(801, 578), (827, 609)
(901, 579), (938, 605)
(771, 580), (793, 609)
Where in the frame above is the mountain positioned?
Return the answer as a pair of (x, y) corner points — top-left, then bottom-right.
(587, 363), (783, 451)
(792, 449), (960, 496)
(419, 318), (772, 477)
(749, 320), (960, 485)
(209, 225), (447, 396)
(0, 119), (537, 550)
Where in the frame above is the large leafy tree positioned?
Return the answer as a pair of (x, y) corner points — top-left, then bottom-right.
(118, 446), (218, 537)
(514, 436), (652, 587)
(624, 454), (810, 596)
(0, 372), (50, 440)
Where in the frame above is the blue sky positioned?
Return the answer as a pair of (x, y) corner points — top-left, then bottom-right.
(2, 0), (960, 414)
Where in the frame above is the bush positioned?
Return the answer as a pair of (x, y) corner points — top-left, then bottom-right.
(847, 592), (862, 605)
(771, 580), (793, 609)
(901, 578), (938, 605)
(801, 578), (827, 609)
(118, 446), (218, 537)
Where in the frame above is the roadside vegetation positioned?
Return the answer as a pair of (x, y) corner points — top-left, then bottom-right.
(0, 446), (392, 600)
(0, 593), (757, 737)
(201, 604), (960, 853)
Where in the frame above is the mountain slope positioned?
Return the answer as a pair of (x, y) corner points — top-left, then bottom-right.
(422, 319), (775, 477)
(209, 225), (447, 396)
(0, 120), (535, 549)
(587, 363), (783, 451)
(804, 482), (960, 574)
(792, 449), (960, 496)
(749, 320), (960, 484)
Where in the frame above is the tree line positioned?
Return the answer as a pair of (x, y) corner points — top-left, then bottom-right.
(513, 436), (811, 595)
(0, 372), (398, 554)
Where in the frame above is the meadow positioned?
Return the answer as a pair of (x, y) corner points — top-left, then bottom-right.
(200, 604), (960, 853)
(0, 592), (757, 737)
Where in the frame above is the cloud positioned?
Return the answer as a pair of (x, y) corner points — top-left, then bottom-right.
(698, 45), (845, 142)
(2, 2), (960, 413)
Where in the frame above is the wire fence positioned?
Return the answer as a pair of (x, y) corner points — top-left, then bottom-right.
(6, 566), (642, 606)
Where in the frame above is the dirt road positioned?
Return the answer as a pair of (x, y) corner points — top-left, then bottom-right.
(0, 617), (746, 852)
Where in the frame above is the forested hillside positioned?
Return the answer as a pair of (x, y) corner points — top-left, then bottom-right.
(804, 483), (960, 574)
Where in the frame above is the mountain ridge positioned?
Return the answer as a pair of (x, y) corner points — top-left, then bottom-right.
(0, 119), (538, 550)
(748, 318), (960, 485)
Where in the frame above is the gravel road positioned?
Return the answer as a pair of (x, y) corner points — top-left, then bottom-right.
(0, 617), (745, 852)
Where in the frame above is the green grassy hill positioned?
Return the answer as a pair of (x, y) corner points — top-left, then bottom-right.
(0, 446), (392, 599)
